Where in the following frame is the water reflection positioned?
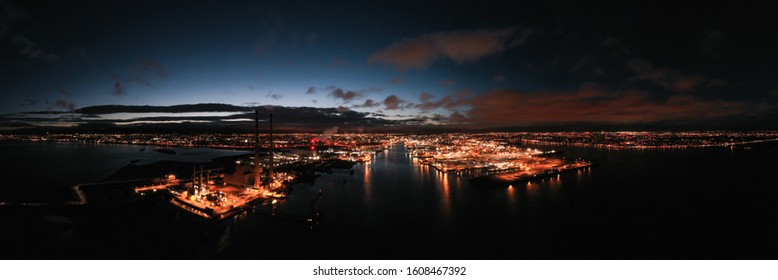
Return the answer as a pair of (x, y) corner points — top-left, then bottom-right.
(214, 223), (231, 252)
(441, 171), (450, 221)
(507, 185), (516, 205)
(548, 174), (561, 193)
(577, 169), (584, 184)
(15, 141), (772, 259)
(524, 181), (540, 198)
(363, 162), (372, 204)
(441, 172), (450, 203)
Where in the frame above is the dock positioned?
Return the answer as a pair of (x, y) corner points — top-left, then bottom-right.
(470, 161), (596, 186)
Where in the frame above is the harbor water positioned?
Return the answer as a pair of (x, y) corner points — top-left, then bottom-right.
(1, 142), (776, 259)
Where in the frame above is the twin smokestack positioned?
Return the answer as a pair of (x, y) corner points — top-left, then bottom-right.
(253, 110), (274, 190)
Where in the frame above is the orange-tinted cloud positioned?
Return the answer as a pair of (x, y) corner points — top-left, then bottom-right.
(626, 58), (720, 93)
(353, 99), (380, 108)
(465, 85), (755, 127)
(329, 88), (361, 103)
(383, 95), (407, 110)
(369, 28), (515, 70)
(415, 90), (470, 112)
(419, 92), (435, 102)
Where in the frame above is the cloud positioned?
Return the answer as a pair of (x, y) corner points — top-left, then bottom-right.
(0, 121), (34, 129)
(327, 87), (381, 104)
(111, 60), (169, 95)
(76, 103), (252, 114)
(434, 29), (514, 63)
(419, 92), (435, 102)
(139, 60), (169, 79)
(358, 87), (383, 94)
(626, 58), (719, 93)
(265, 91), (283, 100)
(1, 103), (412, 133)
(671, 75), (706, 92)
(113, 81), (126, 96)
(353, 99), (380, 108)
(449, 111), (467, 123)
(369, 38), (436, 70)
(382, 95), (407, 110)
(414, 90), (470, 112)
(465, 86), (755, 127)
(369, 28), (516, 70)
(306, 86), (317, 94)
(328, 88), (362, 103)
(54, 99), (76, 111)
(11, 34), (59, 62)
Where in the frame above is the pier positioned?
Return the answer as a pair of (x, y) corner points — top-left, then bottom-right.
(470, 161), (596, 186)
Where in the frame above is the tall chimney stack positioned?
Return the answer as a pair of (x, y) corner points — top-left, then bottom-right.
(192, 165), (196, 195)
(269, 113), (274, 183)
(254, 110), (261, 190)
(199, 165), (203, 189)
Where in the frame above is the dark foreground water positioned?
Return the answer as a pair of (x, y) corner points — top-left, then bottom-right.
(1, 142), (777, 259)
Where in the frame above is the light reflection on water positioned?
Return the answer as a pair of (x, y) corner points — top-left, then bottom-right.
(440, 171), (451, 221)
(6, 141), (777, 259)
(363, 163), (371, 203)
(259, 142), (776, 259)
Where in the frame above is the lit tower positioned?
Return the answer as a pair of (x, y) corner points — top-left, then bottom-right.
(253, 110), (262, 190)
(199, 165), (204, 189)
(191, 165), (197, 195)
(269, 113), (274, 183)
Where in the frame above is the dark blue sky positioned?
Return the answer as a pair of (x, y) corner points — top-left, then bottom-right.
(2, 1), (777, 131)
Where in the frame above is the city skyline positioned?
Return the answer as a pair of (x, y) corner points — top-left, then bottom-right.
(2, 1), (777, 132)
(4, 1), (778, 267)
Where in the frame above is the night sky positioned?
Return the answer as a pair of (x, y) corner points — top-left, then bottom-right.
(1, 1), (777, 132)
